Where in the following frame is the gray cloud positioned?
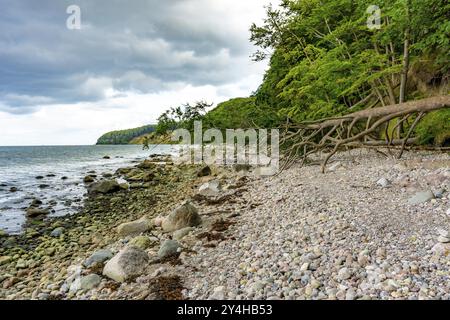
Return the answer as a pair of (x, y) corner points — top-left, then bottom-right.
(0, 0), (266, 113)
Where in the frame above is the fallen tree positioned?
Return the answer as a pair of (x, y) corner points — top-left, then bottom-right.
(280, 95), (450, 173)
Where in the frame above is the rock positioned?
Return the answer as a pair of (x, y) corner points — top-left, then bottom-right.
(9, 187), (18, 193)
(209, 286), (226, 300)
(26, 207), (49, 218)
(158, 240), (181, 259)
(35, 176), (44, 180)
(437, 236), (450, 243)
(328, 162), (343, 172)
(0, 256), (12, 266)
(162, 202), (202, 232)
(408, 191), (434, 205)
(50, 227), (64, 237)
(173, 227), (194, 240)
(80, 274), (102, 291)
(198, 180), (221, 197)
(83, 175), (95, 183)
(447, 208), (450, 216)
(129, 236), (154, 250)
(437, 228), (449, 238)
(0, 229), (7, 238)
(153, 216), (164, 227)
(30, 199), (42, 207)
(88, 180), (121, 194)
(376, 178), (390, 188)
(103, 155), (111, 159)
(197, 165), (211, 177)
(103, 246), (149, 283)
(38, 184), (49, 189)
(117, 217), (151, 237)
(338, 267), (352, 280)
(83, 249), (114, 268)
(61, 176), (68, 180)
(431, 242), (450, 256)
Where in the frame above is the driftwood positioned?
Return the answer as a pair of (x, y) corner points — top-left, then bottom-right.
(280, 95), (450, 173)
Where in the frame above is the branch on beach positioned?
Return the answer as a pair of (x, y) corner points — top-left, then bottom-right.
(280, 95), (450, 173)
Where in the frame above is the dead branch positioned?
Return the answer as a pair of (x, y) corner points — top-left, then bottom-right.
(280, 95), (450, 173)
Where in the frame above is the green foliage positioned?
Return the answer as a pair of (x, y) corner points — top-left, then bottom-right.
(96, 125), (156, 145)
(415, 109), (450, 146)
(251, 0), (449, 124)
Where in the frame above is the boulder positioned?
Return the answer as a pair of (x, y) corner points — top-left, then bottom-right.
(83, 249), (114, 268)
(88, 180), (121, 194)
(117, 217), (151, 237)
(102, 246), (149, 283)
(158, 240), (181, 259)
(197, 165), (211, 177)
(162, 202), (202, 232)
(408, 190), (434, 205)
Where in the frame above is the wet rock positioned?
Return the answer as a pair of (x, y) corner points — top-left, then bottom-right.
(197, 165), (211, 177)
(162, 202), (202, 232)
(30, 199), (42, 207)
(158, 240), (181, 259)
(61, 176), (68, 180)
(103, 155), (111, 159)
(84, 249), (114, 268)
(117, 217), (151, 237)
(408, 191), (434, 205)
(103, 246), (149, 283)
(83, 175), (95, 183)
(26, 207), (49, 218)
(38, 184), (50, 189)
(88, 180), (121, 194)
(9, 187), (18, 193)
(35, 176), (44, 180)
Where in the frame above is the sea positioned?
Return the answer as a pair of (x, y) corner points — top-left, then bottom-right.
(0, 145), (176, 234)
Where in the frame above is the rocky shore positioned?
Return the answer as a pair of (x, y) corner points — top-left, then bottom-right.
(0, 150), (449, 300)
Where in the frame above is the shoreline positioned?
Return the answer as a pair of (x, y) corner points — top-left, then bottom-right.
(0, 149), (449, 300)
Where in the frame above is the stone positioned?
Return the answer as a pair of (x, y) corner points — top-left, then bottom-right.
(26, 207), (49, 218)
(233, 164), (252, 172)
(338, 267), (352, 280)
(376, 178), (390, 188)
(50, 227), (64, 237)
(0, 256), (12, 266)
(0, 230), (6, 238)
(30, 199), (43, 207)
(129, 236), (154, 250)
(158, 240), (181, 259)
(431, 242), (450, 256)
(408, 191), (434, 205)
(103, 155), (111, 159)
(153, 216), (164, 227)
(197, 165), (212, 177)
(328, 162), (343, 172)
(9, 187), (18, 192)
(162, 202), (202, 232)
(80, 274), (102, 291)
(437, 236), (450, 244)
(83, 175), (95, 183)
(437, 228), (449, 238)
(209, 286), (226, 300)
(88, 180), (121, 194)
(83, 249), (114, 268)
(35, 176), (44, 180)
(447, 208), (450, 216)
(173, 227), (194, 240)
(198, 180), (221, 197)
(117, 217), (151, 237)
(103, 246), (149, 283)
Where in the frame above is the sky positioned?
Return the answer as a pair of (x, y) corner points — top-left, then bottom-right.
(0, 0), (277, 146)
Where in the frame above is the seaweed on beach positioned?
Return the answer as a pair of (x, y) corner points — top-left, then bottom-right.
(146, 276), (185, 300)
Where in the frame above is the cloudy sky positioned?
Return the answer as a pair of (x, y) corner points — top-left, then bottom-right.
(0, 0), (276, 146)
